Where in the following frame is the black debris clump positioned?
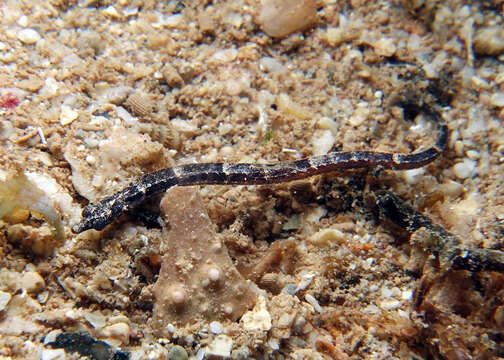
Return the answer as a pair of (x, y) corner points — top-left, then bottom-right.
(47, 332), (129, 360)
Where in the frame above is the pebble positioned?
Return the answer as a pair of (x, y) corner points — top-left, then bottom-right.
(309, 228), (346, 246)
(84, 311), (106, 329)
(281, 284), (298, 295)
(349, 105), (369, 127)
(490, 93), (504, 107)
(17, 28), (41, 44)
(40, 77), (60, 98)
(168, 345), (188, 360)
(473, 26), (504, 55)
(21, 271), (45, 294)
(241, 297), (272, 332)
(373, 38), (396, 57)
(206, 335), (233, 358)
(453, 159), (476, 179)
(257, 0), (318, 38)
(209, 321), (222, 335)
(41, 349), (66, 360)
(0, 291), (12, 311)
(259, 57), (286, 74)
(60, 105), (79, 125)
(311, 130), (335, 156)
(43, 330), (62, 344)
(305, 293), (322, 313)
(166, 323), (176, 334)
(379, 298), (401, 311)
(102, 5), (121, 19)
(101, 322), (130, 345)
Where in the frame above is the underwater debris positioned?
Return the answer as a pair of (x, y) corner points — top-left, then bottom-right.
(47, 332), (129, 360)
(373, 190), (504, 272)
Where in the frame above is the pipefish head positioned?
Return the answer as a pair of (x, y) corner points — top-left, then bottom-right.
(71, 195), (125, 233)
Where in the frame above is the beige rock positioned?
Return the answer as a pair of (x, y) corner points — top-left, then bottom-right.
(241, 296), (272, 332)
(309, 228), (346, 246)
(0, 291), (12, 311)
(473, 26), (504, 55)
(256, 0), (318, 38)
(21, 271), (45, 294)
(101, 322), (130, 345)
(152, 187), (256, 333)
(206, 334), (233, 358)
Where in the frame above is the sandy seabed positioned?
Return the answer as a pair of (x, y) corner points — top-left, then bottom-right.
(1, 0), (504, 359)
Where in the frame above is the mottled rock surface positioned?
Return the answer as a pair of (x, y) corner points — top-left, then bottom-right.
(152, 187), (256, 332)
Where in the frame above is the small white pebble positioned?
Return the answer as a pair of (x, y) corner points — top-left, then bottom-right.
(379, 298), (401, 311)
(309, 228), (345, 246)
(208, 267), (220, 282)
(348, 105), (369, 127)
(206, 335), (233, 358)
(363, 304), (380, 314)
(209, 321), (222, 335)
(491, 93), (504, 107)
(305, 294), (322, 313)
(17, 15), (28, 27)
(311, 130), (335, 156)
(41, 349), (66, 360)
(171, 287), (187, 305)
(60, 106), (79, 126)
(402, 168), (425, 185)
(210, 49), (238, 64)
(102, 322), (130, 345)
(373, 38), (396, 57)
(84, 137), (99, 148)
(44, 330), (62, 345)
(0, 291), (12, 311)
(84, 311), (106, 329)
(453, 159), (476, 179)
(164, 14), (183, 27)
(39, 78), (60, 98)
(401, 290), (413, 301)
(259, 57), (286, 74)
(85, 155), (96, 165)
(166, 323), (176, 333)
(465, 150), (480, 160)
(102, 6), (121, 19)
(18, 28), (41, 44)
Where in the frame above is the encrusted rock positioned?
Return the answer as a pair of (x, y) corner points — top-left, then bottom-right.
(152, 187), (256, 333)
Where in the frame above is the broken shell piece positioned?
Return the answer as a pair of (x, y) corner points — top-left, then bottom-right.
(124, 91), (155, 117)
(0, 291), (12, 311)
(240, 296), (272, 332)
